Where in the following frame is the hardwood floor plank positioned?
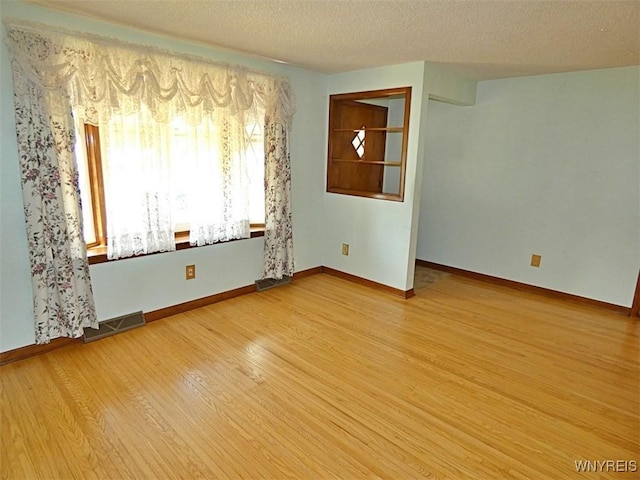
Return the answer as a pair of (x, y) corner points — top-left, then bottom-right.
(212, 289), (556, 478)
(2, 272), (638, 479)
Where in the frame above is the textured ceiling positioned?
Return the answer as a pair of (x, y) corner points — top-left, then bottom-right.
(26, 0), (640, 80)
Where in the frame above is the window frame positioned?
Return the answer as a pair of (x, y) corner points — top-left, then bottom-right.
(83, 124), (107, 249)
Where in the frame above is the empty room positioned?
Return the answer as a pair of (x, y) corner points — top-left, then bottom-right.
(1, 0), (638, 478)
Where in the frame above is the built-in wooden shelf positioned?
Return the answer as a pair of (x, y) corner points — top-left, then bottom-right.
(331, 159), (402, 166)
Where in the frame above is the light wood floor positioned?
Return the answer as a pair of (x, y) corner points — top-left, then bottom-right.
(2, 272), (638, 479)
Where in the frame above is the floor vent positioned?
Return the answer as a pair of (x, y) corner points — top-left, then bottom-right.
(255, 276), (291, 292)
(83, 311), (145, 343)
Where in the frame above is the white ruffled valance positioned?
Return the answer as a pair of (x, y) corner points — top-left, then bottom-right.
(3, 18), (295, 127)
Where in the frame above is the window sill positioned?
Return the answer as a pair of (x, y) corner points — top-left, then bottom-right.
(87, 227), (265, 265)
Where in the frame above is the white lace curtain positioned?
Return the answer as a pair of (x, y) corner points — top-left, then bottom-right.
(5, 20), (295, 343)
(93, 103), (261, 258)
(97, 106), (177, 258)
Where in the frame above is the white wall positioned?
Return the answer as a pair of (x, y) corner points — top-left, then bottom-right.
(324, 62), (476, 292)
(417, 66), (640, 307)
(0, 2), (34, 349)
(0, 1), (326, 351)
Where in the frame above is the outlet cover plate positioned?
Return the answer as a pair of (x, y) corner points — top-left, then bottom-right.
(530, 254), (542, 268)
(186, 264), (196, 279)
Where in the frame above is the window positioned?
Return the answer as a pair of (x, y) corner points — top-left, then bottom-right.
(327, 87), (411, 201)
(74, 106), (266, 260)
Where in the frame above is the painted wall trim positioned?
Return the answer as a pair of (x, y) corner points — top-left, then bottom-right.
(144, 284), (257, 322)
(631, 270), (640, 317)
(322, 267), (415, 299)
(0, 337), (81, 366)
(0, 266), (324, 365)
(3, 261), (630, 365)
(0, 265), (415, 364)
(143, 266), (325, 322)
(417, 259), (631, 316)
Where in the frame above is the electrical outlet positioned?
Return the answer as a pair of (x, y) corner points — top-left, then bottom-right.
(342, 243), (349, 256)
(530, 254), (541, 268)
(186, 264), (196, 280)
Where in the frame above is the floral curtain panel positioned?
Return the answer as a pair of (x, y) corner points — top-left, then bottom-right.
(5, 20), (296, 342)
(264, 115), (294, 279)
(9, 63), (98, 344)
